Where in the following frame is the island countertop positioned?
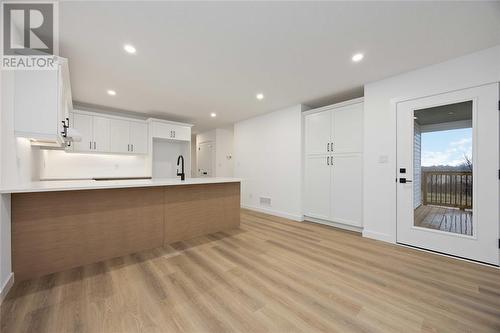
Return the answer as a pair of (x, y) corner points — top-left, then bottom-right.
(0, 177), (241, 194)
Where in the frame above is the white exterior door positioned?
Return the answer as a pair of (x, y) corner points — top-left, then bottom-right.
(304, 155), (331, 220)
(396, 84), (499, 265)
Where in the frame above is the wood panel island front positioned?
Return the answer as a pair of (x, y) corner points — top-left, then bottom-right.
(3, 178), (240, 280)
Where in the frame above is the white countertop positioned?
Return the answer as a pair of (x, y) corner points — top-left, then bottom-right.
(0, 177), (241, 194)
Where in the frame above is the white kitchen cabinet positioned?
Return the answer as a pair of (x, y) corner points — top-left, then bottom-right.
(331, 154), (363, 227)
(14, 57), (73, 147)
(110, 119), (130, 153)
(150, 120), (192, 141)
(72, 112), (110, 153)
(74, 112), (148, 154)
(304, 155), (331, 220)
(92, 116), (110, 152)
(72, 113), (93, 152)
(129, 122), (148, 154)
(303, 98), (364, 229)
(332, 103), (363, 154)
(305, 110), (331, 155)
(109, 119), (148, 154)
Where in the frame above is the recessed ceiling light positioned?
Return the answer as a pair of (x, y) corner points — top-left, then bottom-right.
(256, 93), (264, 100)
(352, 53), (364, 62)
(107, 90), (116, 96)
(123, 44), (136, 54)
(210, 112), (217, 118)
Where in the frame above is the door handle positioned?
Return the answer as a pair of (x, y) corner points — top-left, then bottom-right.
(327, 143), (330, 152)
(94, 141), (96, 150)
(131, 144), (134, 152)
(399, 178), (413, 183)
(89, 141), (92, 150)
(327, 156), (330, 165)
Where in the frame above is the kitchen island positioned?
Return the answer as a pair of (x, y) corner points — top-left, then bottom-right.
(1, 178), (241, 280)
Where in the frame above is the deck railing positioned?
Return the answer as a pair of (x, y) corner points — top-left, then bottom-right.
(422, 171), (472, 209)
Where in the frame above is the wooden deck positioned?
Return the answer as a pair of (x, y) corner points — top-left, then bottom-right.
(2, 209), (499, 332)
(414, 205), (473, 236)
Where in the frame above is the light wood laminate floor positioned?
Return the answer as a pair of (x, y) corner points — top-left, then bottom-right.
(1, 209), (499, 332)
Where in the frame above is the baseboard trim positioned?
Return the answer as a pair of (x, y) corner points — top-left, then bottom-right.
(241, 205), (303, 222)
(304, 216), (363, 233)
(0, 273), (14, 305)
(362, 229), (395, 243)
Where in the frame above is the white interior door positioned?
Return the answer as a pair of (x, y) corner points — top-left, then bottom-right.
(304, 155), (331, 220)
(197, 141), (214, 177)
(396, 83), (499, 265)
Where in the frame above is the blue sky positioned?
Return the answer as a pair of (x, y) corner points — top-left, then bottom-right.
(421, 128), (472, 167)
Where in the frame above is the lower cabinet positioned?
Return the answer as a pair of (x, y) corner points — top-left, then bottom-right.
(331, 154), (363, 227)
(304, 155), (331, 220)
(304, 153), (362, 227)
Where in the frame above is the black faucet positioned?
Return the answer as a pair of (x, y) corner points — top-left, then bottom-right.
(177, 155), (185, 181)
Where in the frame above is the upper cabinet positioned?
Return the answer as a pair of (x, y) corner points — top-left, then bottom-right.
(71, 111), (148, 154)
(331, 103), (363, 154)
(14, 57), (73, 147)
(305, 110), (331, 155)
(109, 119), (148, 154)
(150, 119), (191, 141)
(72, 113), (110, 153)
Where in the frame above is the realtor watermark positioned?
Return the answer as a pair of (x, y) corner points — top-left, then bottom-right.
(1, 1), (58, 70)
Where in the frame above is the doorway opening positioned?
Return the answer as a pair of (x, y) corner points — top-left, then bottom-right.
(413, 101), (473, 236)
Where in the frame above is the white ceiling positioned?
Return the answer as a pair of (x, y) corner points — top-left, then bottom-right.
(60, 1), (500, 133)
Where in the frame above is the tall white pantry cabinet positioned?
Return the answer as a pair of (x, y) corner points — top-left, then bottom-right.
(303, 98), (363, 229)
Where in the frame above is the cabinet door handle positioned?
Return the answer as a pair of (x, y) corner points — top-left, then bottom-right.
(131, 144), (134, 152)
(127, 144), (130, 151)
(327, 143), (330, 152)
(327, 156), (329, 165)
(89, 141), (92, 150)
(173, 130), (176, 138)
(94, 141), (96, 150)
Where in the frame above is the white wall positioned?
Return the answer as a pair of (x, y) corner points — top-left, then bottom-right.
(39, 150), (149, 179)
(234, 105), (306, 221)
(152, 139), (191, 178)
(363, 45), (500, 243)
